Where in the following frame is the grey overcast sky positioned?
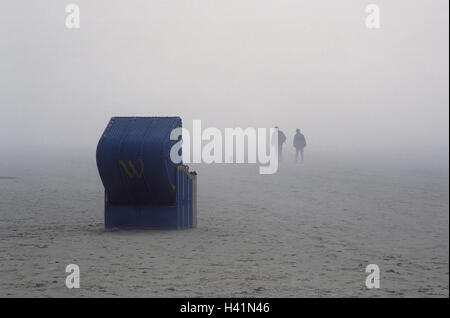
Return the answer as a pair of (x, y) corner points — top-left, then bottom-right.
(0, 0), (448, 169)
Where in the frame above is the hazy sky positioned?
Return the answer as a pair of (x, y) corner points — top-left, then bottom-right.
(0, 0), (448, 169)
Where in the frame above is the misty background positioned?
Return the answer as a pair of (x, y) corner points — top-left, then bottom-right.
(0, 1), (449, 298)
(0, 0), (448, 171)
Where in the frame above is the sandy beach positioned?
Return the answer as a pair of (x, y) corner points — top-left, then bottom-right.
(0, 152), (448, 297)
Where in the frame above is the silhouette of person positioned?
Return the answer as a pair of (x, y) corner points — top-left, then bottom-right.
(271, 126), (286, 162)
(293, 128), (307, 162)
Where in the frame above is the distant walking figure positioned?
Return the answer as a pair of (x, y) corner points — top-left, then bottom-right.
(271, 126), (286, 162)
(293, 129), (307, 162)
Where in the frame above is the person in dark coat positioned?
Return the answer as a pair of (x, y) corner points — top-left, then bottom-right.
(271, 126), (286, 162)
(293, 128), (307, 162)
